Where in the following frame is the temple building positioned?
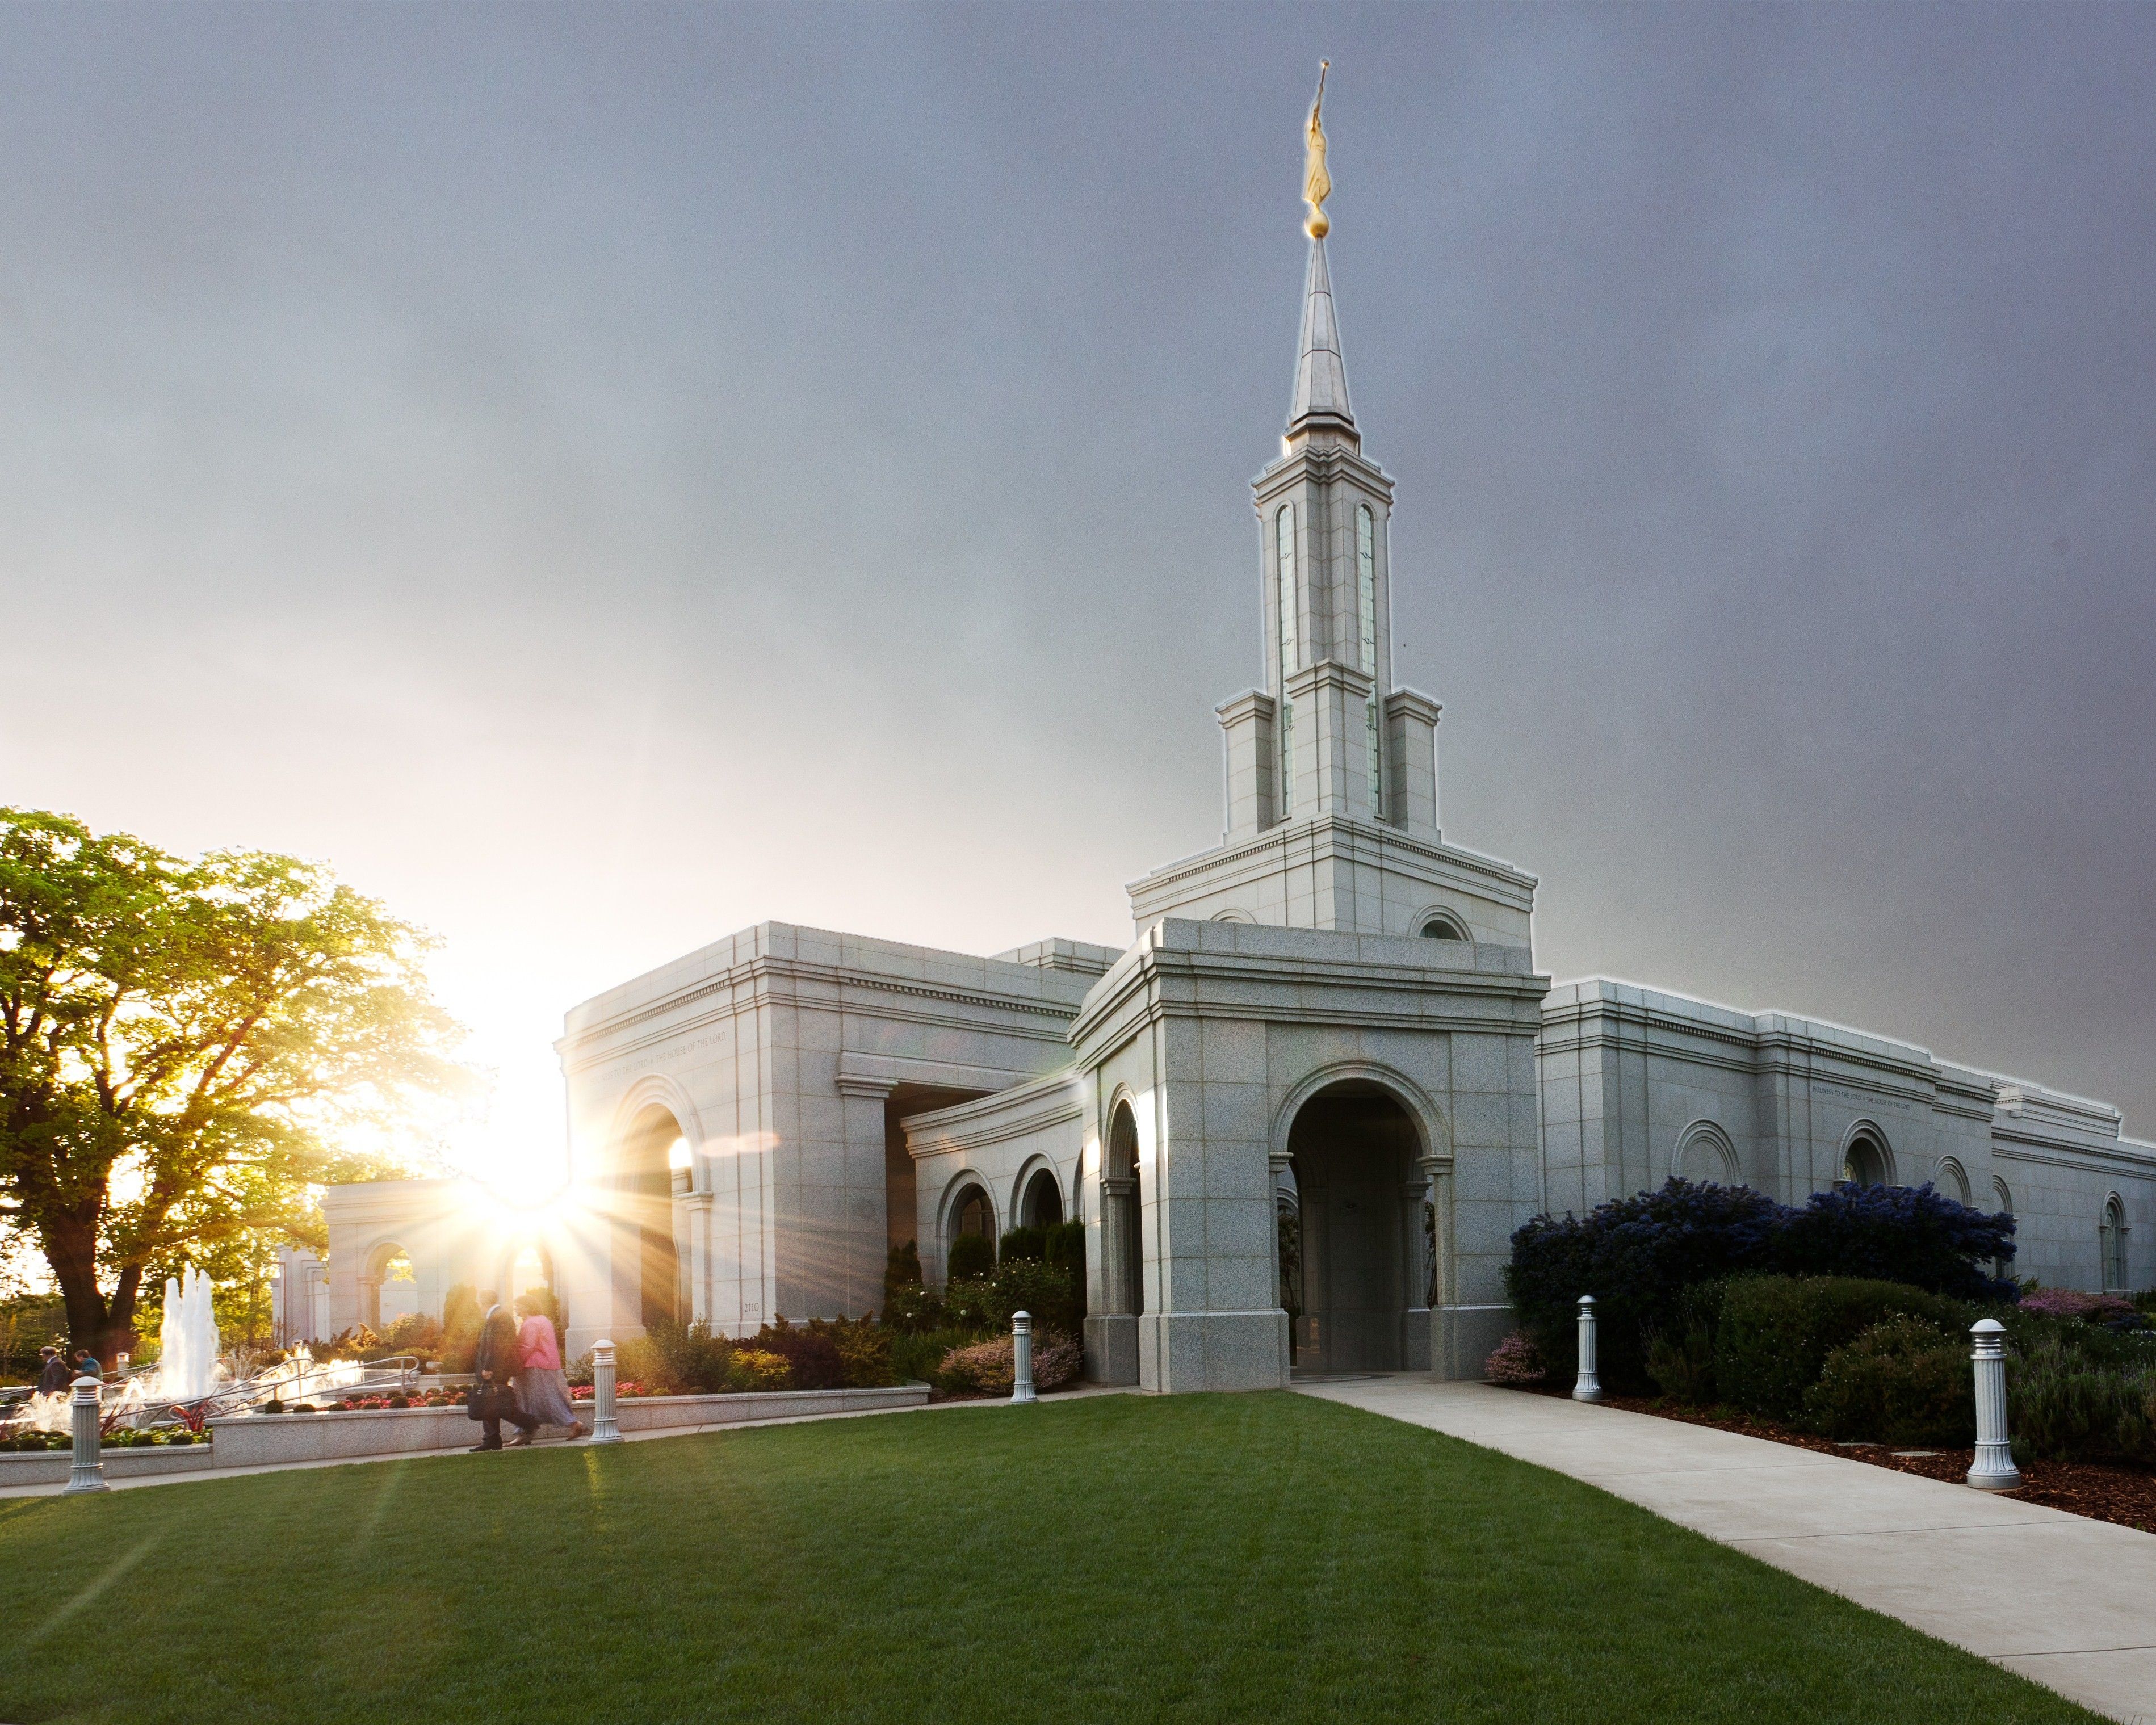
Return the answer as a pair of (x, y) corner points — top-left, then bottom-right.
(288, 112), (2155, 1379)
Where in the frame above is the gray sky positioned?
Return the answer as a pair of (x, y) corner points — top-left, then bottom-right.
(3, 2), (2151, 1183)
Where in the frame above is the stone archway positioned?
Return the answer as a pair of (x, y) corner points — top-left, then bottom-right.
(1018, 1165), (1064, 1229)
(1283, 1080), (1424, 1374)
(1842, 1124), (1894, 1189)
(357, 1241), (420, 1334)
(615, 1105), (687, 1331)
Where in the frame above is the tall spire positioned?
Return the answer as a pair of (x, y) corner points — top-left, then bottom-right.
(1288, 238), (1354, 436)
(1288, 63), (1355, 442)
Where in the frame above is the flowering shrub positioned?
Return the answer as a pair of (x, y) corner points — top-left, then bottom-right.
(572, 1380), (649, 1401)
(1483, 1332), (1546, 1386)
(2019, 1288), (2143, 1327)
(934, 1327), (1080, 1396)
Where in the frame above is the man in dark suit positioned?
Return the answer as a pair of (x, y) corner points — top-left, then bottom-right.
(468, 1290), (540, 1452)
(36, 1345), (70, 1395)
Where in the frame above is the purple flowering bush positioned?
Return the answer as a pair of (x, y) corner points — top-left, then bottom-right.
(2017, 1288), (2141, 1327)
(1483, 1333), (1546, 1386)
(1508, 1177), (2016, 1394)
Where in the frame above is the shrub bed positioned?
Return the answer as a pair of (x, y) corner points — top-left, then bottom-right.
(1508, 1178), (2014, 1394)
(613, 1316), (896, 1396)
(932, 1328), (1082, 1397)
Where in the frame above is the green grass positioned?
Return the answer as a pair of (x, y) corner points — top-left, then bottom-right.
(0, 1392), (2100, 1724)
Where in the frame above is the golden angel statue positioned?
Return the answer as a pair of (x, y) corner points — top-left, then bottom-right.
(1303, 61), (1332, 238)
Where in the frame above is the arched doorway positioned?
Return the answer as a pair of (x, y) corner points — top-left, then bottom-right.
(616, 1106), (686, 1331)
(1019, 1167), (1064, 1229)
(1842, 1128), (1893, 1189)
(1105, 1102), (1143, 1319)
(1284, 1081), (1422, 1374)
(360, 1244), (414, 1333)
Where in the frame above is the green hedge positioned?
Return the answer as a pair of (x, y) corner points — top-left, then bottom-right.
(1690, 1276), (1974, 1425)
(1802, 1315), (1973, 1446)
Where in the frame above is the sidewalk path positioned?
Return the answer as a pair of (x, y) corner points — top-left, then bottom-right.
(1297, 1375), (2156, 1725)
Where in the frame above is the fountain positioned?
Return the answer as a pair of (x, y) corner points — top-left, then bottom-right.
(157, 1266), (222, 1401)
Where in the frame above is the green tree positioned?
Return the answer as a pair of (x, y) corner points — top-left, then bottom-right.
(0, 808), (472, 1357)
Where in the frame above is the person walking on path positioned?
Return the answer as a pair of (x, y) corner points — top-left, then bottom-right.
(68, 1346), (101, 1382)
(510, 1294), (588, 1445)
(468, 1291), (539, 1452)
(35, 1346), (70, 1396)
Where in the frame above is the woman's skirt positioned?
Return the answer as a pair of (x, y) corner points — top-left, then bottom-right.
(516, 1366), (578, 1428)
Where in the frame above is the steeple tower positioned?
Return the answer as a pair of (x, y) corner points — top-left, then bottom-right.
(1288, 238), (1356, 443)
(1125, 71), (1536, 950)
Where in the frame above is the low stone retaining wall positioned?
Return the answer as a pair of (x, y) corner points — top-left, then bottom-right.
(208, 1382), (929, 1468)
(0, 1384), (930, 1489)
(0, 1445), (217, 1488)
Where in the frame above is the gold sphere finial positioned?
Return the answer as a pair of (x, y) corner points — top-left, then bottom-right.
(1302, 61), (1332, 240)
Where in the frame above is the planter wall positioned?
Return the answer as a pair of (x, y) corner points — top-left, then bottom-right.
(0, 1445), (217, 1488)
(208, 1382), (928, 1469)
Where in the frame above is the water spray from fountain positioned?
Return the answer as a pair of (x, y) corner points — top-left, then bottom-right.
(157, 1265), (223, 1401)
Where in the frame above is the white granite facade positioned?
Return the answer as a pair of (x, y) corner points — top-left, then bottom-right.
(1539, 980), (2155, 1293)
(315, 221), (2154, 1382)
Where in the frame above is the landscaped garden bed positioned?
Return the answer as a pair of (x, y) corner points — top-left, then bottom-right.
(1489, 1175), (2156, 1535)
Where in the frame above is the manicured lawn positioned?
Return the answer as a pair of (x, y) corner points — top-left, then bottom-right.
(0, 1393), (2101, 1724)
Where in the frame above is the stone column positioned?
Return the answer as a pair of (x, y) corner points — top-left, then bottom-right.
(1086, 1175), (1139, 1386)
(1419, 1156), (1461, 1378)
(1400, 1170), (1435, 1373)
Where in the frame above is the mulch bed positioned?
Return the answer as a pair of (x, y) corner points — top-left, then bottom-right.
(1556, 1387), (2156, 1534)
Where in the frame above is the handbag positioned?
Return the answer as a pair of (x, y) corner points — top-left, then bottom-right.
(467, 1380), (510, 1422)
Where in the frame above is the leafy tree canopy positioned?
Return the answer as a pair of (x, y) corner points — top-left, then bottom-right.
(0, 807), (474, 1355)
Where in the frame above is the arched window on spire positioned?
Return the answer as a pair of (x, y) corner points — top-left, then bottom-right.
(1276, 503), (1298, 816)
(1357, 503), (1380, 814)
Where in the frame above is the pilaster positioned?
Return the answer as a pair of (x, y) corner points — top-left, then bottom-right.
(1216, 690), (1277, 842)
(1385, 688), (1441, 840)
(1285, 660), (1377, 823)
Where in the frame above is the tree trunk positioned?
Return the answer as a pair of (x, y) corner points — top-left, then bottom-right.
(39, 1213), (110, 1363)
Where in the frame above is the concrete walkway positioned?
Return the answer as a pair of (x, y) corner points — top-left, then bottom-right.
(1297, 1376), (2156, 1725)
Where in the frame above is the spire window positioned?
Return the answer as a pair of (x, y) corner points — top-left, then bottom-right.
(1276, 504), (1298, 815)
(1357, 504), (1380, 814)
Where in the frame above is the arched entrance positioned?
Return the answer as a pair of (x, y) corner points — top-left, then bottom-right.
(1284, 1081), (1423, 1374)
(1105, 1101), (1143, 1319)
(616, 1106), (687, 1331)
(1842, 1127), (1893, 1189)
(1019, 1166), (1064, 1229)
(360, 1244), (414, 1333)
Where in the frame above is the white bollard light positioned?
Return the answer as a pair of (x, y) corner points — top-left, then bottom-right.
(1966, 1317), (2022, 1491)
(590, 1339), (623, 1445)
(1010, 1310), (1037, 1405)
(64, 1375), (109, 1496)
(1572, 1295), (1604, 1403)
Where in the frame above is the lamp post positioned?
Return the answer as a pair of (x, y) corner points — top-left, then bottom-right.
(64, 1376), (108, 1496)
(590, 1339), (622, 1445)
(1572, 1295), (1603, 1403)
(1010, 1311), (1037, 1405)
(1966, 1318), (2021, 1491)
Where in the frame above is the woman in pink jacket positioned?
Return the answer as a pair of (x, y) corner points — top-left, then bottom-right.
(509, 1293), (589, 1445)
